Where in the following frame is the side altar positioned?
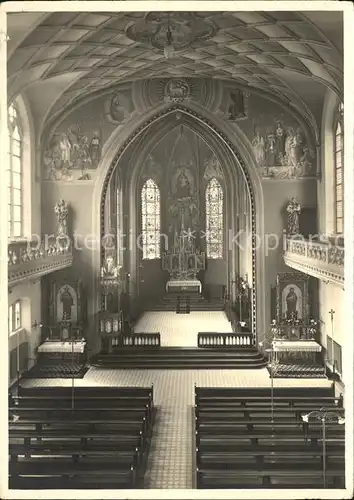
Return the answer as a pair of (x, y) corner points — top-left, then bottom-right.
(162, 227), (205, 293)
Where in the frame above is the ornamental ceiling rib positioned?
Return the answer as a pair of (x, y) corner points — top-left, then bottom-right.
(7, 11), (343, 126)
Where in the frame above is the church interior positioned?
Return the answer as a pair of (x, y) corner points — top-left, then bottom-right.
(4, 6), (353, 496)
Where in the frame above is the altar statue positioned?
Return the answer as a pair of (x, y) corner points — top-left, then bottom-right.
(60, 286), (74, 320)
(286, 287), (298, 319)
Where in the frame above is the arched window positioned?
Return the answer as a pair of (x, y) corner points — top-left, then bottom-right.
(205, 178), (223, 259)
(141, 179), (161, 259)
(334, 101), (344, 234)
(7, 102), (23, 237)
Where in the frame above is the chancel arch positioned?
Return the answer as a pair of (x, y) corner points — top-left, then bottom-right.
(96, 103), (265, 338)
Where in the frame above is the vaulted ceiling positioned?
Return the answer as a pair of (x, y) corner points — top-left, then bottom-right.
(7, 10), (343, 134)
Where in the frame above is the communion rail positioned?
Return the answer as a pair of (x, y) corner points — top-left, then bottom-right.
(121, 333), (161, 347)
(198, 332), (255, 348)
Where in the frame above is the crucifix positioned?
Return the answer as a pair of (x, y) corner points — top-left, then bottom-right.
(329, 309), (335, 374)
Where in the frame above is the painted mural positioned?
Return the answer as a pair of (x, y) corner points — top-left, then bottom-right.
(43, 87), (134, 182)
(229, 92), (317, 180)
(107, 90), (134, 123)
(43, 124), (102, 182)
(228, 89), (249, 121)
(251, 121), (316, 179)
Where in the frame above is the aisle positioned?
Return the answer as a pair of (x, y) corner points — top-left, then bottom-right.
(134, 310), (233, 347)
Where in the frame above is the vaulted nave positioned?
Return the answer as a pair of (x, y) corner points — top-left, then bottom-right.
(3, 3), (353, 499)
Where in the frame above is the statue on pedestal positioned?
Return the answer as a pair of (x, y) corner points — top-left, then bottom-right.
(101, 253), (120, 279)
(54, 199), (69, 236)
(286, 197), (301, 235)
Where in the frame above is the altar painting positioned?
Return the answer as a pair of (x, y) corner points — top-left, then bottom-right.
(276, 273), (309, 324)
(56, 285), (78, 322)
(51, 281), (83, 325)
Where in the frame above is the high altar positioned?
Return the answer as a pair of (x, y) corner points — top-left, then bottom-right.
(162, 226), (205, 293)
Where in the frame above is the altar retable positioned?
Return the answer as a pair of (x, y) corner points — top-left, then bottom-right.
(162, 223), (205, 294)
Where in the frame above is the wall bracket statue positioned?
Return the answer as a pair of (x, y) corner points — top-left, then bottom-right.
(54, 199), (71, 252)
(286, 197), (301, 236)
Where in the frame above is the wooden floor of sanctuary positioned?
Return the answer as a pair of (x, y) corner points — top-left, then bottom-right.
(18, 367), (338, 489)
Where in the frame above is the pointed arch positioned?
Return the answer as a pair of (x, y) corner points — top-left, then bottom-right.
(141, 178), (161, 259)
(205, 177), (224, 259)
(93, 102), (266, 337)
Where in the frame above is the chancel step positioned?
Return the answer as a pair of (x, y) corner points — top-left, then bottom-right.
(146, 293), (225, 313)
(92, 347), (266, 369)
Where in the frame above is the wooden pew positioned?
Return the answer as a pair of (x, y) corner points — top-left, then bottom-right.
(17, 385), (154, 400)
(194, 385), (344, 489)
(18, 385), (153, 395)
(9, 385), (155, 489)
(195, 396), (342, 409)
(196, 442), (344, 456)
(10, 464), (137, 489)
(9, 417), (149, 443)
(195, 386), (335, 399)
(10, 406), (152, 434)
(196, 467), (344, 489)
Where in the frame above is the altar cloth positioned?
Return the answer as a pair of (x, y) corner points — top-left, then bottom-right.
(38, 340), (86, 354)
(273, 340), (321, 352)
(166, 279), (202, 293)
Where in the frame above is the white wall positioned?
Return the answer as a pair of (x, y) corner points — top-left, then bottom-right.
(9, 281), (42, 373)
(8, 93), (42, 384)
(318, 282), (345, 348)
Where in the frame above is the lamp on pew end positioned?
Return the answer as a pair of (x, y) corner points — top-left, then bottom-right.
(32, 320), (43, 329)
(301, 407), (345, 488)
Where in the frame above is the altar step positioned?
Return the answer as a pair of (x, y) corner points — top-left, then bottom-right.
(147, 293), (225, 312)
(91, 347), (266, 369)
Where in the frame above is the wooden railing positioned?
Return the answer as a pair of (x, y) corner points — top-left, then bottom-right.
(198, 332), (255, 348)
(121, 333), (161, 347)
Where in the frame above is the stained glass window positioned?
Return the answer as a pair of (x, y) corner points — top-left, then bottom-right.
(141, 179), (161, 259)
(8, 102), (23, 238)
(205, 178), (223, 259)
(334, 102), (344, 234)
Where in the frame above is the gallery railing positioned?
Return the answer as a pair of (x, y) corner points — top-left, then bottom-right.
(198, 332), (255, 348)
(284, 236), (344, 286)
(8, 239), (73, 288)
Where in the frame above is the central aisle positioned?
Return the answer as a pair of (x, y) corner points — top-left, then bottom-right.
(20, 368), (333, 489)
(134, 311), (233, 347)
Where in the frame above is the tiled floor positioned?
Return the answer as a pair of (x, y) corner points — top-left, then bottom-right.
(134, 311), (233, 347)
(20, 367), (332, 489)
